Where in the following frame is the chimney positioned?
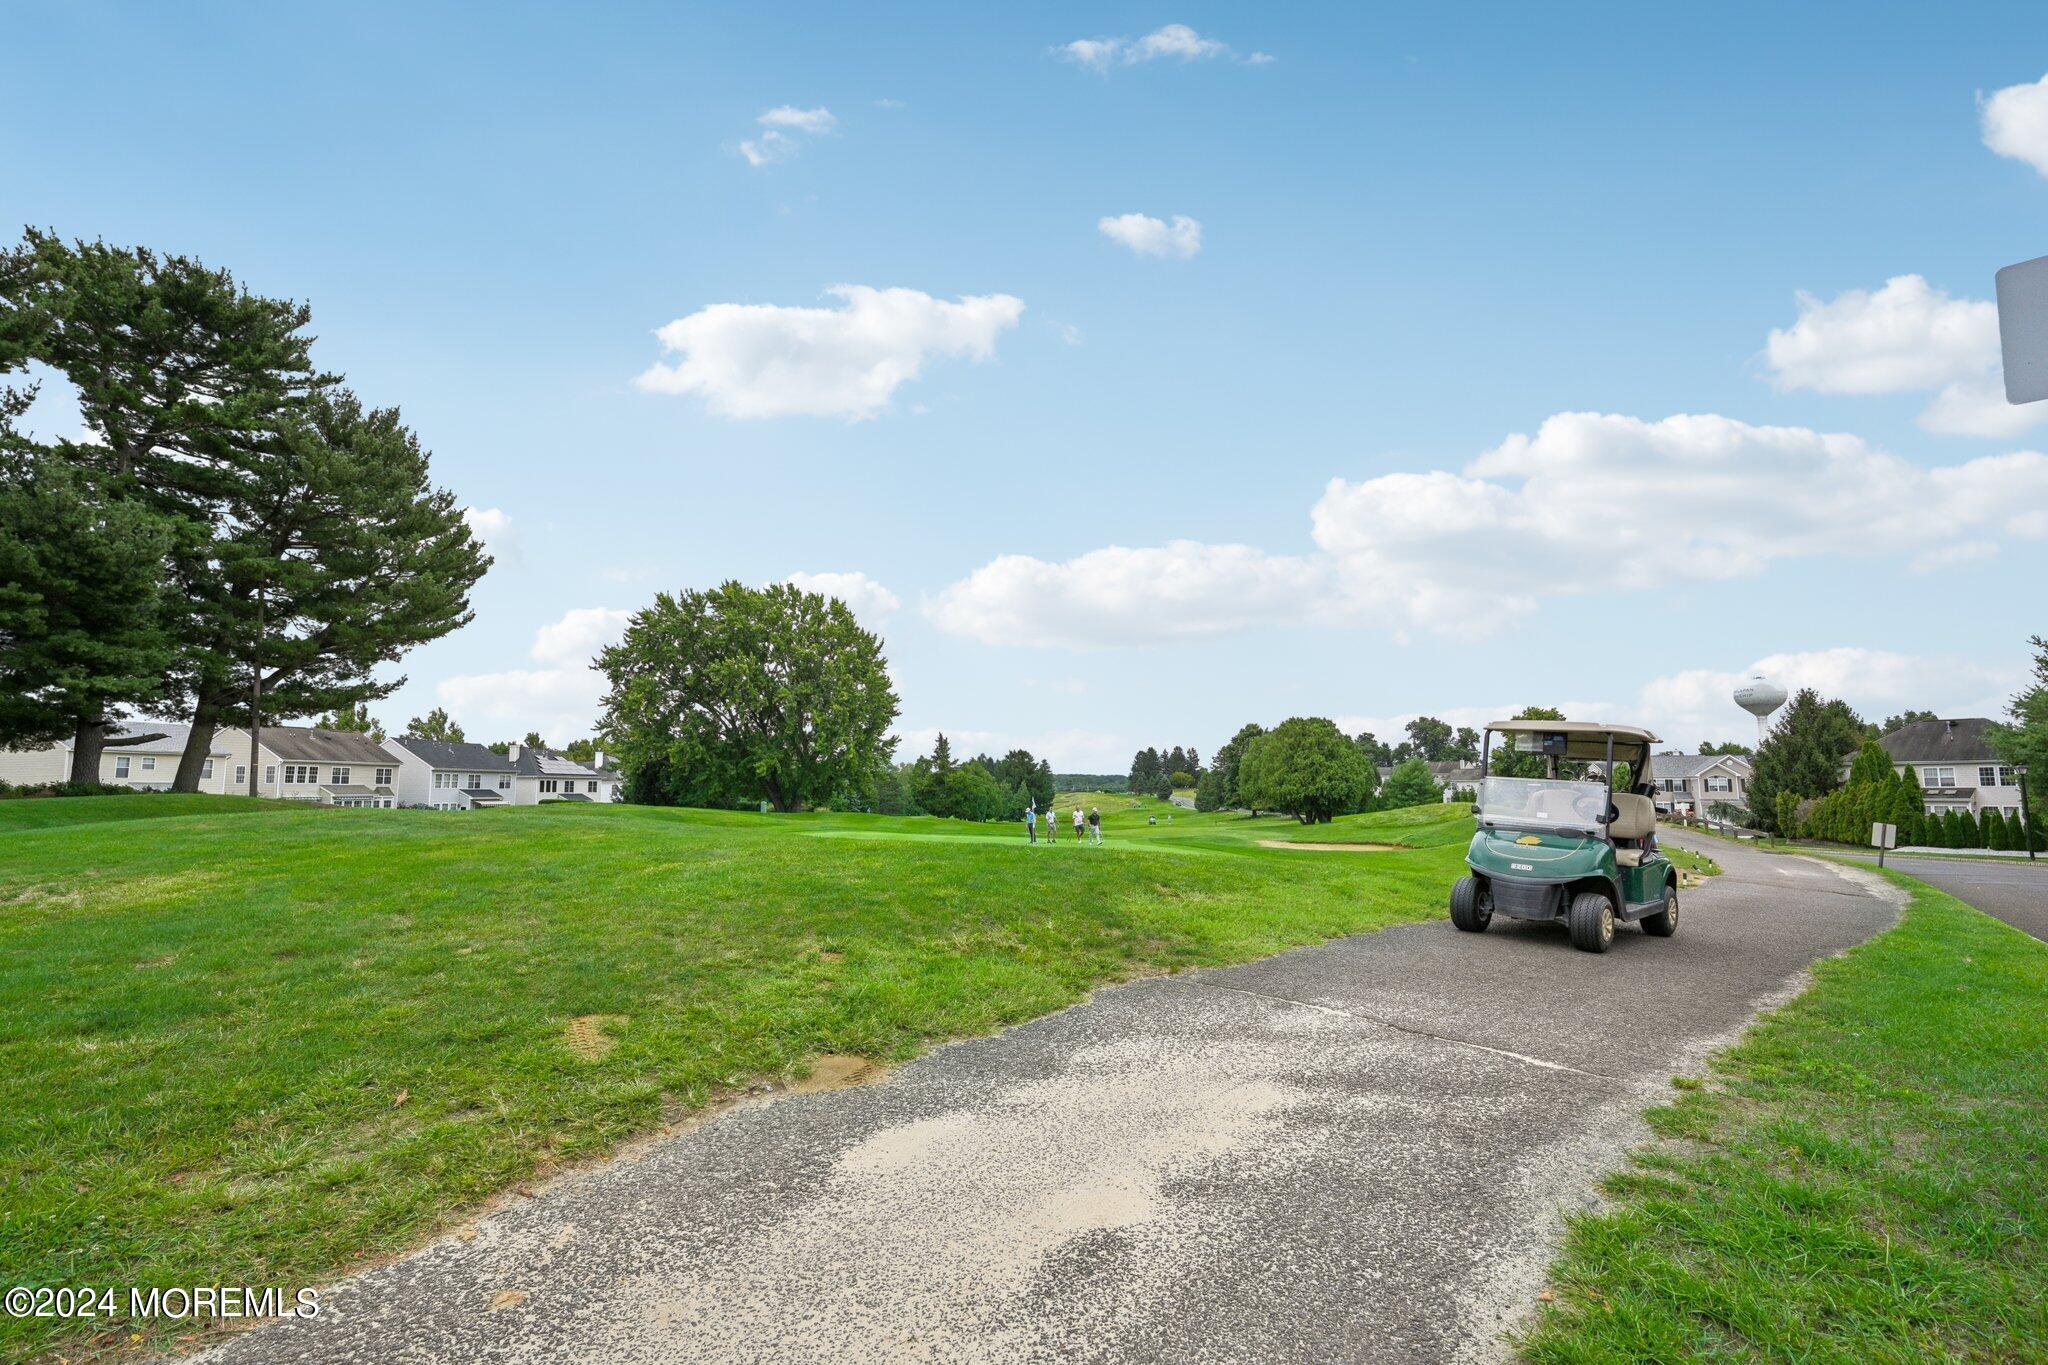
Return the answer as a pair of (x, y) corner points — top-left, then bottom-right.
(1945, 720), (1955, 736)
(594, 749), (605, 770)
(508, 742), (523, 762)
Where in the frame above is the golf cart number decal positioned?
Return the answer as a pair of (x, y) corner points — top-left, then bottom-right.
(1510, 862), (1534, 871)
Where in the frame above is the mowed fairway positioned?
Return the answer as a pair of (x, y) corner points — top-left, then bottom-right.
(0, 793), (1466, 1359)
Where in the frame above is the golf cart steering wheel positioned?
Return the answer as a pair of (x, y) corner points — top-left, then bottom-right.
(1571, 792), (1611, 826)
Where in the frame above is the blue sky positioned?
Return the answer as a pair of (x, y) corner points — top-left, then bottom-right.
(8, 3), (2047, 767)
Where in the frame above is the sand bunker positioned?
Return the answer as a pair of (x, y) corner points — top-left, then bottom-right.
(788, 1053), (890, 1095)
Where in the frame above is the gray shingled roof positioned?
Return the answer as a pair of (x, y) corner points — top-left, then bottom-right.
(391, 737), (519, 772)
(1878, 718), (2000, 765)
(259, 726), (404, 765)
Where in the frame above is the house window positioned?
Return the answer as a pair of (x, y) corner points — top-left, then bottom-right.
(1983, 765), (2018, 787)
(264, 765), (277, 786)
(1922, 767), (1955, 788)
(201, 759), (214, 780)
(235, 766), (247, 787)
(434, 772), (454, 789)
(283, 764), (317, 785)
(140, 756), (156, 771)
(1705, 776), (1732, 793)
(332, 767), (350, 786)
(374, 767), (393, 786)
(540, 779), (558, 793)
(587, 780), (598, 793)
(466, 773), (480, 788)
(114, 755), (131, 778)
(498, 775), (511, 789)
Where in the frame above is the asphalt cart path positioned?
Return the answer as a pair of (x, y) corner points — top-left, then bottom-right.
(201, 837), (1898, 1365)
(1829, 850), (2048, 943)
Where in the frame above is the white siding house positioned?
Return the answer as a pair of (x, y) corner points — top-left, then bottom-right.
(386, 738), (519, 809)
(0, 723), (236, 791)
(509, 743), (623, 804)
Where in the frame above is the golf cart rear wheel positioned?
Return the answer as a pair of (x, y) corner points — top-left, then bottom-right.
(1449, 876), (1491, 932)
(1567, 891), (1615, 954)
(1641, 884), (1679, 938)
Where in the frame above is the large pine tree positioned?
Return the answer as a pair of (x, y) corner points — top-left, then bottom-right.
(1749, 689), (1866, 834)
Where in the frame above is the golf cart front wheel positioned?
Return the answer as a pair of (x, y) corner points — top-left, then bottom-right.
(1567, 891), (1615, 954)
(1641, 885), (1679, 938)
(1449, 876), (1491, 933)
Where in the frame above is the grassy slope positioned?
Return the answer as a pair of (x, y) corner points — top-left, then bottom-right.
(1522, 874), (2048, 1361)
(0, 796), (1465, 1359)
(0, 792), (279, 831)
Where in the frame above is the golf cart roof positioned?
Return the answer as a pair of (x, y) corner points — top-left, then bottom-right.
(1485, 719), (1660, 743)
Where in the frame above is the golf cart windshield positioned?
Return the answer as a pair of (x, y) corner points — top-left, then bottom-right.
(1479, 776), (1611, 834)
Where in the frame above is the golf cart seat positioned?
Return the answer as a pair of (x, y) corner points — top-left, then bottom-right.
(1609, 793), (1656, 866)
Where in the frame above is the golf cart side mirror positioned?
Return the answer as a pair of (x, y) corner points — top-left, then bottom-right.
(1469, 802), (1481, 816)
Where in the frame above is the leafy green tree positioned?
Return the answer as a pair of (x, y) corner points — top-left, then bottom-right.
(1237, 717), (1375, 823)
(1697, 740), (1753, 756)
(1169, 769), (1194, 789)
(1990, 635), (2048, 851)
(406, 707), (465, 742)
(1880, 709), (1939, 734)
(598, 580), (898, 812)
(0, 442), (177, 780)
(319, 703), (384, 740)
(1193, 767), (1225, 812)
(1404, 716), (1454, 762)
(1449, 727), (1481, 762)
(1213, 722), (1267, 809)
(1352, 731), (1393, 766)
(1748, 689), (1865, 834)
(1489, 706), (1567, 778)
(1377, 758), (1442, 811)
(1773, 790), (1802, 839)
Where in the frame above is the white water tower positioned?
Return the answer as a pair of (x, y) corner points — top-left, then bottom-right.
(1733, 674), (1788, 745)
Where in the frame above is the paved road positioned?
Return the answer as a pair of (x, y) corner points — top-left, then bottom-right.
(200, 838), (1897, 1365)
(1837, 851), (2048, 942)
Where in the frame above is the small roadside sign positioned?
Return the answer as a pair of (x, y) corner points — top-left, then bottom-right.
(1871, 821), (1897, 866)
(1996, 255), (2048, 403)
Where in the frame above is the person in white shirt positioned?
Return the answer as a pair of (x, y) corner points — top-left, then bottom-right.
(1072, 806), (1085, 842)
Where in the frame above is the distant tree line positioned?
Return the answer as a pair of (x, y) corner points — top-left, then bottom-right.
(1053, 773), (1128, 793)
(1126, 745), (1201, 799)
(0, 230), (488, 787)
(868, 734), (1057, 821)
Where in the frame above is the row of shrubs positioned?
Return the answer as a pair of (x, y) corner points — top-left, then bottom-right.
(0, 779), (140, 800)
(1773, 743), (2041, 851)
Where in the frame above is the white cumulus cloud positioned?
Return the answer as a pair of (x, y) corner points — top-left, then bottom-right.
(787, 571), (901, 619)
(635, 285), (1025, 420)
(1098, 213), (1203, 260)
(736, 105), (836, 167)
(926, 541), (1327, 649)
(1637, 648), (2023, 750)
(929, 412), (2048, 648)
(437, 606), (633, 743)
(461, 506), (516, 563)
(1759, 275), (2040, 436)
(1057, 24), (1255, 71)
(1981, 73), (2048, 177)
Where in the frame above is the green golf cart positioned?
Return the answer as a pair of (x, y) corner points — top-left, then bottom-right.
(1449, 720), (1679, 954)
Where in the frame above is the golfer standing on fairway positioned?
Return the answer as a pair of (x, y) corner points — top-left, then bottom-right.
(1073, 806), (1085, 843)
(1088, 806), (1102, 845)
(1025, 803), (1037, 844)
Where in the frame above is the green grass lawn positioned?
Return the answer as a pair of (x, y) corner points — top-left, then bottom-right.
(1521, 873), (2048, 1362)
(0, 791), (278, 832)
(0, 793), (1468, 1359)
(1661, 844), (1721, 879)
